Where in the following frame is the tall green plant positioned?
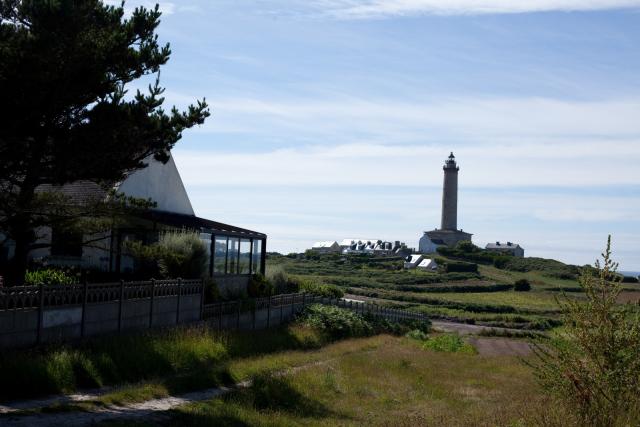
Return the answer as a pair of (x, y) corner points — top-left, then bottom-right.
(128, 230), (208, 279)
(530, 237), (640, 426)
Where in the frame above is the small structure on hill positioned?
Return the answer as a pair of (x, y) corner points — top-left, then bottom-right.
(485, 242), (525, 257)
(420, 153), (473, 252)
(404, 254), (438, 271)
(310, 241), (341, 253)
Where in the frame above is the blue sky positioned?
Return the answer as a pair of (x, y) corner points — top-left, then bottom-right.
(114, 0), (640, 270)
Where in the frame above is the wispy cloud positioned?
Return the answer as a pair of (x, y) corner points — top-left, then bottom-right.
(190, 95), (640, 145)
(303, 0), (640, 19)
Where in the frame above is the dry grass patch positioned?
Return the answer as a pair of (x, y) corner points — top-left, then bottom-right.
(165, 335), (572, 427)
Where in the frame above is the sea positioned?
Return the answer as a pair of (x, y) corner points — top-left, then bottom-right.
(620, 271), (640, 278)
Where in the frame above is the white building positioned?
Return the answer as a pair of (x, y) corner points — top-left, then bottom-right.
(485, 242), (525, 258)
(416, 258), (438, 271)
(418, 233), (440, 254)
(310, 241), (341, 253)
(404, 254), (423, 269)
(1, 155), (267, 292)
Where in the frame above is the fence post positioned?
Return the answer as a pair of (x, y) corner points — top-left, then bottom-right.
(176, 278), (182, 325)
(36, 283), (44, 345)
(149, 279), (155, 328)
(279, 296), (284, 324)
(81, 280), (88, 338)
(118, 280), (125, 332)
(302, 292), (306, 308)
(252, 300), (256, 330)
(199, 278), (205, 321)
(237, 300), (241, 330)
(267, 295), (271, 328)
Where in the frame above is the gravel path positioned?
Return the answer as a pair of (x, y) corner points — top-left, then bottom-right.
(0, 381), (250, 427)
(467, 337), (534, 356)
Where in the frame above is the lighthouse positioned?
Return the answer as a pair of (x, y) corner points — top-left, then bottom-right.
(441, 152), (459, 231)
(419, 152), (473, 253)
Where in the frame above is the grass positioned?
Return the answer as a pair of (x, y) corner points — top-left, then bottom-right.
(102, 334), (577, 427)
(421, 333), (477, 354)
(0, 324), (329, 403)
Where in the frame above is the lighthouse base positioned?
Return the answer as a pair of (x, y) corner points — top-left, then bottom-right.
(425, 229), (473, 248)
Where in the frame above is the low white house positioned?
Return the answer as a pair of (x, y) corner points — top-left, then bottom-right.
(485, 242), (525, 258)
(404, 254), (423, 269)
(310, 241), (341, 253)
(416, 258), (438, 271)
(418, 233), (439, 254)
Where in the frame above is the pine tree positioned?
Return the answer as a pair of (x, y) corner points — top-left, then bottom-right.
(0, 0), (210, 282)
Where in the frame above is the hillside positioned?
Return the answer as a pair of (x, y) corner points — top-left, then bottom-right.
(269, 251), (640, 331)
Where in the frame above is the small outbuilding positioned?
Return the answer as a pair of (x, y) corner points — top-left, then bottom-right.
(416, 258), (438, 271)
(311, 241), (341, 253)
(404, 254), (423, 269)
(485, 242), (525, 258)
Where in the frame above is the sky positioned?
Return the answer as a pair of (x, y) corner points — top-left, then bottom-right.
(114, 0), (640, 270)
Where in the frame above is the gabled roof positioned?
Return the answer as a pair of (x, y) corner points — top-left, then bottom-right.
(36, 180), (110, 204)
(486, 242), (521, 249)
(312, 241), (339, 248)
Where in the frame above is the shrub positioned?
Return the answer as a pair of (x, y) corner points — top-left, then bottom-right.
(405, 329), (428, 341)
(127, 230), (208, 279)
(24, 269), (77, 286)
(514, 279), (531, 291)
(295, 277), (344, 299)
(443, 261), (478, 273)
(266, 265), (291, 294)
(299, 304), (373, 339)
(530, 237), (640, 426)
(247, 274), (274, 298)
(422, 333), (476, 354)
(298, 304), (430, 340)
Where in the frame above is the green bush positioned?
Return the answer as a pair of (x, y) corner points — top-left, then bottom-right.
(422, 333), (476, 354)
(295, 277), (344, 299)
(127, 230), (208, 279)
(24, 269), (77, 286)
(247, 274), (274, 298)
(298, 304), (430, 340)
(266, 265), (293, 294)
(405, 329), (428, 341)
(514, 278), (531, 291)
(442, 261), (478, 273)
(299, 304), (373, 339)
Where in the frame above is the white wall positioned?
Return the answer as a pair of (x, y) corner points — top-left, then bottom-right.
(117, 155), (195, 216)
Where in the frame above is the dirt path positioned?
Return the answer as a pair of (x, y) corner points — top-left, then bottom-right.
(468, 337), (534, 356)
(0, 381), (250, 427)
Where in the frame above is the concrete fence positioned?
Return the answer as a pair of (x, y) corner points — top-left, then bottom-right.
(0, 282), (428, 348)
(0, 279), (203, 348)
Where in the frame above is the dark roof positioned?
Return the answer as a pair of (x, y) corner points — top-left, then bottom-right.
(486, 243), (522, 250)
(36, 181), (110, 204)
(143, 210), (266, 239)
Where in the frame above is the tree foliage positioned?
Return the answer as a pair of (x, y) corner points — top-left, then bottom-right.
(530, 237), (640, 426)
(0, 0), (209, 281)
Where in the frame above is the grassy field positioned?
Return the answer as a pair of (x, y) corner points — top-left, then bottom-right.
(96, 334), (574, 427)
(269, 253), (588, 330)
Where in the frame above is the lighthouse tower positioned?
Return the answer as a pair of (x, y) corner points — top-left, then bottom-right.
(420, 152), (473, 252)
(441, 152), (459, 231)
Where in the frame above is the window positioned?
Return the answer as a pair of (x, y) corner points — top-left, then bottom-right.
(239, 239), (251, 274)
(50, 228), (83, 257)
(200, 233), (212, 275)
(252, 239), (262, 274)
(227, 237), (239, 274)
(213, 236), (227, 274)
